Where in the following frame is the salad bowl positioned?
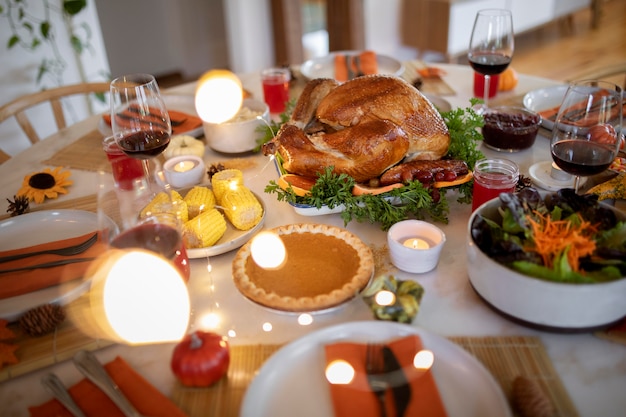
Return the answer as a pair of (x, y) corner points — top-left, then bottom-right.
(466, 189), (626, 332)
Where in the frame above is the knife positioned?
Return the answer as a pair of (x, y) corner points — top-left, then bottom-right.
(383, 345), (412, 417)
(0, 257), (96, 274)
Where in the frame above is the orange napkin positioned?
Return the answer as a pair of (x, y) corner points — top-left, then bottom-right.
(29, 356), (188, 417)
(0, 232), (108, 300)
(102, 106), (202, 136)
(538, 91), (626, 127)
(334, 51), (378, 82)
(325, 334), (448, 417)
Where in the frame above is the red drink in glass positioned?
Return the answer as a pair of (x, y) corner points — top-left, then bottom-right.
(471, 159), (519, 211)
(261, 68), (290, 113)
(103, 136), (145, 190)
(473, 72), (499, 99)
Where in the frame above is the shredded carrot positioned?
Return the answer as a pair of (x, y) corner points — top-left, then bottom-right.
(524, 211), (598, 272)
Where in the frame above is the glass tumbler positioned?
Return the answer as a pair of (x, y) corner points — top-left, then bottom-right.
(261, 67), (290, 113)
(471, 158), (519, 211)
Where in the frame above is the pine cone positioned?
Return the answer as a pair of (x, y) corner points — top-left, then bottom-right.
(512, 376), (555, 417)
(18, 304), (66, 337)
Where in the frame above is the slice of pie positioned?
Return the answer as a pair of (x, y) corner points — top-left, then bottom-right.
(232, 223), (374, 312)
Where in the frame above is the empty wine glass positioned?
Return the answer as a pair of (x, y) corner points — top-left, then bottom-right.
(109, 73), (171, 181)
(468, 9), (514, 110)
(550, 80), (623, 192)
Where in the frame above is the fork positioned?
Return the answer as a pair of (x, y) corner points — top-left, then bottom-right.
(366, 343), (389, 417)
(41, 373), (87, 417)
(73, 350), (146, 417)
(0, 232), (98, 263)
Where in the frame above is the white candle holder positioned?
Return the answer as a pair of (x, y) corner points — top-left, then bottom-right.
(163, 155), (205, 188)
(387, 220), (446, 273)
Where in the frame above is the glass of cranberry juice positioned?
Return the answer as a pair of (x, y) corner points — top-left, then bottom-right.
(261, 68), (290, 113)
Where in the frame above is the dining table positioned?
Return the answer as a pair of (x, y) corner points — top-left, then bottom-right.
(0, 61), (624, 417)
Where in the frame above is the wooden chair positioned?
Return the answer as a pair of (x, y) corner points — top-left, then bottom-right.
(0, 82), (110, 157)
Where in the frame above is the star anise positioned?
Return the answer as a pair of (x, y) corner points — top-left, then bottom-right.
(6, 195), (29, 217)
(206, 163), (226, 179)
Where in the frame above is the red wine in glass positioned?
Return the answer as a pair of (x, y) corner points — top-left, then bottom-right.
(468, 52), (511, 75)
(117, 130), (171, 159)
(111, 222), (190, 282)
(551, 140), (616, 177)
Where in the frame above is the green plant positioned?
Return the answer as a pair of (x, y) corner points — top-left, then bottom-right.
(1, 0), (105, 88)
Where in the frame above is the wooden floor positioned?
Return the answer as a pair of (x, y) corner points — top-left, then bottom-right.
(509, 0), (626, 85)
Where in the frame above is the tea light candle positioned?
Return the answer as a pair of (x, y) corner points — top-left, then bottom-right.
(164, 155), (205, 188)
(173, 160), (197, 173)
(403, 238), (430, 250)
(387, 220), (446, 273)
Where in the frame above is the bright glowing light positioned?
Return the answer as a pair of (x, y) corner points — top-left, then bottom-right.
(413, 349), (434, 370)
(250, 231), (286, 269)
(195, 70), (243, 124)
(403, 238), (430, 249)
(262, 322), (273, 332)
(227, 329), (237, 338)
(325, 360), (355, 385)
(374, 290), (396, 306)
(99, 250), (190, 344)
(298, 313), (313, 326)
(199, 311), (221, 329)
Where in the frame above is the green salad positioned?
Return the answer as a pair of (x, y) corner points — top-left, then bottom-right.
(471, 188), (626, 283)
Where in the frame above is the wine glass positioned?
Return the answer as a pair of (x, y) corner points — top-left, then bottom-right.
(550, 80), (623, 193)
(97, 166), (190, 282)
(109, 73), (171, 181)
(468, 9), (514, 110)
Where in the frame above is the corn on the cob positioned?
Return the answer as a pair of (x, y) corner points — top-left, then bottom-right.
(220, 186), (263, 231)
(141, 191), (188, 222)
(184, 186), (216, 219)
(211, 169), (244, 202)
(183, 208), (227, 248)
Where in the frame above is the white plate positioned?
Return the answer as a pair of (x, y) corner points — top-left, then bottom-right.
(300, 51), (404, 81)
(0, 210), (117, 321)
(98, 94), (203, 138)
(523, 85), (569, 130)
(241, 321), (511, 417)
(185, 192), (266, 258)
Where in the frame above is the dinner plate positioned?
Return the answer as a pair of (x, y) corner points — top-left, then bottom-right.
(185, 191), (266, 258)
(523, 85), (569, 130)
(0, 210), (117, 321)
(300, 51), (404, 80)
(98, 94), (203, 138)
(241, 321), (511, 417)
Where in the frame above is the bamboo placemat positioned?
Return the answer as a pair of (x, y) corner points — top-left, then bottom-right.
(170, 336), (578, 417)
(402, 60), (456, 96)
(0, 194), (98, 221)
(42, 129), (110, 172)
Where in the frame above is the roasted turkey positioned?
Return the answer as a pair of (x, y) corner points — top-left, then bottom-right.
(262, 75), (451, 183)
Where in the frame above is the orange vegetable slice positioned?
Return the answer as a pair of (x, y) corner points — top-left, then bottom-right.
(277, 174), (316, 196)
(433, 171), (473, 188)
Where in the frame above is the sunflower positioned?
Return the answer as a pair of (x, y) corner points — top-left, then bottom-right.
(17, 167), (73, 204)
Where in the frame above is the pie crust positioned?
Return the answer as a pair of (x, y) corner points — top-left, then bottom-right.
(232, 223), (374, 312)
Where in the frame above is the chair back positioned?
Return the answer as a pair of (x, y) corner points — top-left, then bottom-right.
(0, 82), (111, 157)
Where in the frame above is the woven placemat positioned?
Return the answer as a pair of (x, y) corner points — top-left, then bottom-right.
(170, 336), (577, 417)
(42, 129), (110, 172)
(0, 194), (98, 221)
(402, 60), (456, 96)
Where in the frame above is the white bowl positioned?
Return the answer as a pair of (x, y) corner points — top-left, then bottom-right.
(467, 196), (626, 331)
(388, 220), (446, 273)
(163, 155), (205, 188)
(203, 98), (270, 153)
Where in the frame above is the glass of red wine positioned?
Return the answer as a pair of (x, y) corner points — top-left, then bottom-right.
(550, 80), (623, 193)
(468, 9), (514, 110)
(110, 73), (171, 181)
(97, 168), (190, 283)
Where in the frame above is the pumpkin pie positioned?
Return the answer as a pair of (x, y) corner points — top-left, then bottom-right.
(232, 223), (374, 312)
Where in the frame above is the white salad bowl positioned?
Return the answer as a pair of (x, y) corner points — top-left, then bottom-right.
(467, 194), (626, 332)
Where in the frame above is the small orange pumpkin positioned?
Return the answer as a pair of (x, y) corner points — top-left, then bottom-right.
(498, 67), (518, 91)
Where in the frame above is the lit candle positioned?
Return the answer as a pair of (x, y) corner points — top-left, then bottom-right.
(403, 238), (430, 250)
(173, 160), (197, 173)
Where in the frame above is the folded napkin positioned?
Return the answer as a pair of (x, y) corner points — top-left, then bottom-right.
(334, 51), (378, 82)
(0, 232), (108, 300)
(324, 334), (447, 417)
(29, 356), (188, 417)
(538, 91), (626, 127)
(103, 106), (202, 136)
